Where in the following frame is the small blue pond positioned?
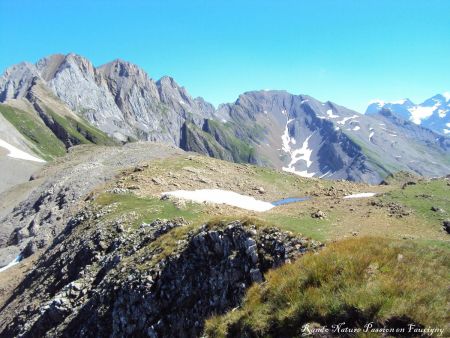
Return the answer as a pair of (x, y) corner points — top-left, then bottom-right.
(271, 197), (310, 206)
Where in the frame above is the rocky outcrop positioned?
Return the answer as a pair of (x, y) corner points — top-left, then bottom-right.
(0, 213), (321, 337)
(0, 143), (184, 268)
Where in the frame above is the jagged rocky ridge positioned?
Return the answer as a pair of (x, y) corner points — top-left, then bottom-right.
(0, 212), (321, 337)
(1, 53), (449, 183)
(0, 54), (215, 144)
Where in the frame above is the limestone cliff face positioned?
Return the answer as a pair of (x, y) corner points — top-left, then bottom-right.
(0, 215), (321, 337)
(0, 53), (214, 144)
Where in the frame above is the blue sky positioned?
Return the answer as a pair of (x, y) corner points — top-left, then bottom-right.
(0, 0), (449, 112)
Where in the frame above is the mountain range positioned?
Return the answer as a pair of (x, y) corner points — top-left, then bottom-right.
(1, 53), (449, 186)
(366, 93), (450, 135)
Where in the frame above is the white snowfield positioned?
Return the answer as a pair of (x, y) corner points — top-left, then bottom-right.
(408, 105), (437, 124)
(343, 192), (376, 199)
(162, 189), (275, 212)
(280, 117), (316, 177)
(0, 138), (45, 163)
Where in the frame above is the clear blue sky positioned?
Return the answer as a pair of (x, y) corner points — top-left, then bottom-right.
(1, 0), (449, 112)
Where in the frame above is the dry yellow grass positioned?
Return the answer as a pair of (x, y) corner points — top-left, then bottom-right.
(205, 237), (450, 337)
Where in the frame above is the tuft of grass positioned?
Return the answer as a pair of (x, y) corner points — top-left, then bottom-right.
(204, 237), (450, 337)
(0, 103), (66, 160)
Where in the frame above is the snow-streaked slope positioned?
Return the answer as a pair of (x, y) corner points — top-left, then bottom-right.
(366, 93), (450, 135)
(282, 133), (315, 178)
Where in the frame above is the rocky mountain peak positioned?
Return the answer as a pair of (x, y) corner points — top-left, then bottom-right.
(40, 53), (97, 82)
(0, 62), (40, 101)
(156, 75), (179, 88)
(98, 58), (149, 80)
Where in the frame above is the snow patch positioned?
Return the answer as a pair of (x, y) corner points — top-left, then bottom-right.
(444, 129), (450, 134)
(326, 109), (339, 118)
(282, 166), (316, 178)
(281, 118), (295, 152)
(438, 109), (448, 118)
(319, 170), (332, 178)
(282, 133), (316, 178)
(0, 138), (46, 163)
(0, 255), (22, 273)
(352, 126), (360, 131)
(408, 105), (438, 124)
(343, 192), (376, 199)
(337, 115), (359, 125)
(162, 189), (274, 212)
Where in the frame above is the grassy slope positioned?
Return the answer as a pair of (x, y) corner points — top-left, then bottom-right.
(0, 102), (116, 161)
(205, 237), (449, 337)
(100, 155), (449, 242)
(182, 122), (232, 160)
(345, 133), (403, 178)
(204, 119), (258, 163)
(42, 104), (115, 146)
(381, 179), (450, 233)
(95, 193), (207, 228)
(0, 103), (66, 160)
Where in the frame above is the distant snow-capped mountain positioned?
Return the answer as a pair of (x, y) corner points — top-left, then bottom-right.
(366, 93), (450, 135)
